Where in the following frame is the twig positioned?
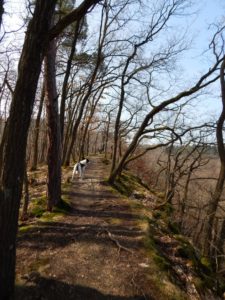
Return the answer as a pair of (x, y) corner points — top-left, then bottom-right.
(105, 229), (133, 255)
(131, 272), (148, 300)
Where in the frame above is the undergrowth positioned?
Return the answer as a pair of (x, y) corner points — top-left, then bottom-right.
(113, 170), (225, 299)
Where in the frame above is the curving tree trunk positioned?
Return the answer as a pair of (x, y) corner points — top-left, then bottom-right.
(203, 58), (225, 257)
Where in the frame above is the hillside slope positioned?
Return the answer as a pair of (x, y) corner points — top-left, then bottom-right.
(15, 156), (224, 300)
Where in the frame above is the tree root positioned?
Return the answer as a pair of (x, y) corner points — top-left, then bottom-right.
(104, 229), (133, 255)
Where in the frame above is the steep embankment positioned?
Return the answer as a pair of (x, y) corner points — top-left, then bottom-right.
(15, 156), (224, 300)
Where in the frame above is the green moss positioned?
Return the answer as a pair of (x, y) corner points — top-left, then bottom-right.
(113, 171), (147, 197)
(30, 196), (46, 218)
(40, 211), (63, 222)
(172, 237), (221, 293)
(18, 225), (34, 234)
(152, 211), (162, 219)
(30, 196), (72, 220)
(144, 234), (171, 271)
(168, 221), (180, 234)
(153, 253), (171, 271)
(200, 257), (213, 274)
(31, 207), (45, 218)
(144, 235), (156, 251)
(141, 195), (222, 298)
(143, 235), (189, 300)
(53, 198), (72, 214)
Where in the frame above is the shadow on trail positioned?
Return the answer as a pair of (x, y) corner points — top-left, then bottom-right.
(15, 276), (152, 300)
(63, 190), (116, 200)
(17, 220), (144, 251)
(72, 206), (141, 220)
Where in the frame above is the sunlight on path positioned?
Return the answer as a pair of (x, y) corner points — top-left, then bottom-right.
(16, 157), (152, 300)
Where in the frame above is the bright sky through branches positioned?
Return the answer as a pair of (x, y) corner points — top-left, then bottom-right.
(1, 0), (224, 120)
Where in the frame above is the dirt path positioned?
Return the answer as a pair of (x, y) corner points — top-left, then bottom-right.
(16, 157), (155, 300)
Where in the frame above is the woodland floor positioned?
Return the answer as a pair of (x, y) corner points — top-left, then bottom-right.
(15, 156), (160, 300)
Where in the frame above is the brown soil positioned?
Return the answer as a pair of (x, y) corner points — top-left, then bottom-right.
(15, 157), (163, 300)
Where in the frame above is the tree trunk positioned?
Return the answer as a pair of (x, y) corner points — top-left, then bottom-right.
(216, 218), (225, 269)
(203, 165), (225, 256)
(44, 38), (61, 211)
(40, 126), (48, 163)
(63, 4), (105, 166)
(0, 2), (57, 299)
(0, 1), (100, 294)
(60, 20), (80, 145)
(203, 58), (225, 257)
(79, 89), (103, 159)
(21, 164), (30, 221)
(111, 87), (124, 172)
(62, 93), (80, 162)
(30, 85), (45, 170)
(64, 87), (95, 166)
(0, 0), (4, 30)
(104, 113), (111, 158)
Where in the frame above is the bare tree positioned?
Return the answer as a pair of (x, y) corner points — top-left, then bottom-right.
(0, 2), (57, 298)
(63, 2), (107, 165)
(203, 57), (225, 258)
(0, 0), (101, 298)
(108, 56), (223, 184)
(60, 19), (81, 145)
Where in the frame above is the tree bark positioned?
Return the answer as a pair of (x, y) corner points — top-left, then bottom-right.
(0, 0), (101, 297)
(21, 164), (30, 221)
(44, 38), (62, 211)
(30, 85), (45, 170)
(0, 2), (57, 299)
(79, 89), (103, 159)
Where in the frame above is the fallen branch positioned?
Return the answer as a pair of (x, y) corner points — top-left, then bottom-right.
(105, 229), (133, 254)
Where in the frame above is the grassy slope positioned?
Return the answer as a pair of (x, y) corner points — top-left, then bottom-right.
(112, 171), (225, 300)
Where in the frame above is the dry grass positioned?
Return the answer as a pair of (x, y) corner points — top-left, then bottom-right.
(128, 150), (225, 251)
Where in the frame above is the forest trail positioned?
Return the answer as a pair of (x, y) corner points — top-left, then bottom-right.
(16, 156), (156, 300)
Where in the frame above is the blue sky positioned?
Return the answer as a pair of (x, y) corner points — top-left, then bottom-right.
(178, 0), (225, 119)
(1, 0), (224, 121)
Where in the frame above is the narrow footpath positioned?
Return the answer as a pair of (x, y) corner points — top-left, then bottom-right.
(15, 157), (160, 300)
